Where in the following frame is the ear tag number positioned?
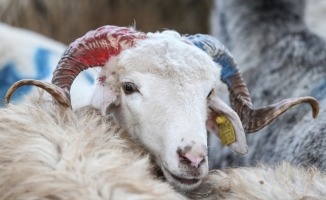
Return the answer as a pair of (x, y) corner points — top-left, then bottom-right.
(215, 115), (236, 146)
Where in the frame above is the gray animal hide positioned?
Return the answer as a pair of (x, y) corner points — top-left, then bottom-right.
(209, 0), (326, 170)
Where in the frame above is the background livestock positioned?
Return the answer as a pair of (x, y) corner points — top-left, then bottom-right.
(305, 0), (326, 40)
(208, 0), (326, 170)
(210, 0), (326, 41)
(0, 23), (95, 107)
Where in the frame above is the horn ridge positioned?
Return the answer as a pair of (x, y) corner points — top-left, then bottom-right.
(187, 34), (319, 132)
(5, 79), (71, 108)
(228, 72), (252, 106)
(241, 97), (319, 132)
(51, 25), (147, 101)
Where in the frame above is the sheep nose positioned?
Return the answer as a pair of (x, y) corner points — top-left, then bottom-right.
(183, 152), (205, 168)
(177, 145), (207, 168)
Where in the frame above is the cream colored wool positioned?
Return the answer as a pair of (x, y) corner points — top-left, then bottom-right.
(192, 162), (326, 200)
(0, 94), (185, 200)
(2, 93), (326, 199)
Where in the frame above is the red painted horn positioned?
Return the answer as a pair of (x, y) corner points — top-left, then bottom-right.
(6, 26), (147, 107)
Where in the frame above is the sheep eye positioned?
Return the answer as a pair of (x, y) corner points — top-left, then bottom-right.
(122, 82), (138, 94)
(207, 89), (213, 98)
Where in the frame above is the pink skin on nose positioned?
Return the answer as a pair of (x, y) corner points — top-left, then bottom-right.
(184, 152), (205, 168)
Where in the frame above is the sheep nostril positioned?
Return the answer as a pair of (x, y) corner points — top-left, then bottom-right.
(179, 155), (191, 165)
(178, 151), (205, 168)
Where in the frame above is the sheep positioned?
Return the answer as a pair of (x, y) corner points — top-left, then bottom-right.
(0, 94), (185, 200)
(305, 0), (326, 41)
(0, 22), (95, 107)
(209, 0), (326, 170)
(191, 162), (326, 199)
(5, 24), (319, 192)
(1, 94), (326, 199)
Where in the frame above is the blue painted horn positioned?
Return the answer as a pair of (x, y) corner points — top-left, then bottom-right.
(187, 34), (319, 133)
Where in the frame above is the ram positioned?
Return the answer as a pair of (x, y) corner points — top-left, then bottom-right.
(209, 0), (326, 170)
(0, 22), (95, 107)
(5, 25), (318, 192)
(0, 94), (185, 200)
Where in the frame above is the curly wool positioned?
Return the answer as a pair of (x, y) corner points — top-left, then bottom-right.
(0, 94), (185, 200)
(1, 93), (326, 199)
(191, 162), (326, 199)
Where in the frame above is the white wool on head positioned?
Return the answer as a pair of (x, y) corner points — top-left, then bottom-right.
(90, 30), (240, 191)
(117, 30), (221, 86)
(94, 30), (223, 108)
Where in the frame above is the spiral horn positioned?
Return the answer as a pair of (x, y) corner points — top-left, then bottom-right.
(187, 34), (319, 133)
(6, 26), (147, 107)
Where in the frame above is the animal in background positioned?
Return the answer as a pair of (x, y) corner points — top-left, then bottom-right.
(209, 0), (326, 170)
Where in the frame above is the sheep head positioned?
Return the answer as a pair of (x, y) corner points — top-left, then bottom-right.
(5, 25), (319, 191)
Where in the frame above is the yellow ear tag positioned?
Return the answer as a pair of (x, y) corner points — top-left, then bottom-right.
(215, 115), (236, 146)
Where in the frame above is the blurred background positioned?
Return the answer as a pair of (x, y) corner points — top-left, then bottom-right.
(0, 0), (213, 44)
(0, 0), (325, 106)
(0, 0), (326, 44)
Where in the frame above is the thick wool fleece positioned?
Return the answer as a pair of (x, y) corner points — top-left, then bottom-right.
(2, 94), (326, 199)
(0, 95), (185, 200)
(191, 162), (326, 200)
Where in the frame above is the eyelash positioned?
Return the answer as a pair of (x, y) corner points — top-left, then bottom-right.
(207, 89), (213, 98)
(122, 82), (138, 95)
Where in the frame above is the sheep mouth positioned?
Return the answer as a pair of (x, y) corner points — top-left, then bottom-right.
(162, 167), (201, 186)
(170, 173), (200, 185)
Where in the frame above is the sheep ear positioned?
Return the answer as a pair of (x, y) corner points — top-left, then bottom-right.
(206, 95), (248, 155)
(90, 79), (118, 116)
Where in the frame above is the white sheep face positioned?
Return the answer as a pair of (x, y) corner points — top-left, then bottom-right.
(118, 72), (212, 188)
(90, 31), (246, 191)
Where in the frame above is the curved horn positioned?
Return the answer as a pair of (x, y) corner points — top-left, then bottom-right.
(5, 79), (71, 107)
(52, 25), (147, 101)
(6, 26), (146, 107)
(187, 34), (319, 133)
